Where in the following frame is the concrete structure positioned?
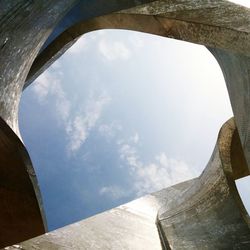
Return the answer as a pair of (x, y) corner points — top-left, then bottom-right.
(0, 0), (250, 249)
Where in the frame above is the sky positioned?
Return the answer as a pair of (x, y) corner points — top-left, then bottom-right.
(229, 0), (250, 8)
(19, 29), (249, 231)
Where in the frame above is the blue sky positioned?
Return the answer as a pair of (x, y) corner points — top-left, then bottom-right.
(19, 29), (249, 231)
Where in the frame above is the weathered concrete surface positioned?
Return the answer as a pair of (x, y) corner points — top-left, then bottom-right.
(25, 1), (250, 86)
(39, 0), (156, 54)
(0, 0), (250, 249)
(0, 117), (46, 248)
(157, 118), (250, 249)
(0, 0), (78, 134)
(4, 179), (196, 250)
(0, 0), (79, 247)
(209, 48), (250, 180)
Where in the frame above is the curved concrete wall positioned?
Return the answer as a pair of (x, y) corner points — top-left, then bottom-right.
(0, 0), (250, 248)
(157, 118), (250, 249)
(0, 117), (46, 247)
(0, 0), (78, 134)
(0, 1), (79, 247)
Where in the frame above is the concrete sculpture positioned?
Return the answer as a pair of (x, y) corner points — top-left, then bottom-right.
(0, 0), (249, 249)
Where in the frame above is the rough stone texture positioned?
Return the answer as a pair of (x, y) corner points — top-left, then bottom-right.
(0, 0), (250, 249)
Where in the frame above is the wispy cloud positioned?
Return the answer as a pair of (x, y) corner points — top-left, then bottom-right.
(118, 136), (198, 196)
(66, 91), (111, 153)
(99, 185), (129, 200)
(32, 63), (70, 122)
(65, 29), (143, 60)
(119, 143), (140, 171)
(98, 38), (131, 61)
(32, 71), (54, 101)
(98, 121), (122, 139)
(130, 133), (139, 144)
(32, 64), (111, 155)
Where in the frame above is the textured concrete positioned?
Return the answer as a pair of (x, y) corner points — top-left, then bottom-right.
(0, 1), (79, 247)
(0, 0), (250, 249)
(25, 1), (250, 87)
(5, 179), (196, 250)
(157, 119), (250, 249)
(0, 117), (45, 248)
(209, 48), (250, 178)
(0, 0), (78, 134)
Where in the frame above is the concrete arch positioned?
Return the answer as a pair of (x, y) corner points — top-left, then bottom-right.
(25, 9), (250, 87)
(0, 1), (250, 248)
(25, 2), (250, 173)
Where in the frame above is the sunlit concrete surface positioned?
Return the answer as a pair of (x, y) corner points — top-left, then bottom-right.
(6, 180), (196, 250)
(0, 0), (250, 249)
(157, 119), (250, 249)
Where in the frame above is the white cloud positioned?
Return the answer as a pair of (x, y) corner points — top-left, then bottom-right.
(134, 152), (196, 196)
(32, 67), (111, 155)
(67, 30), (110, 55)
(98, 121), (122, 139)
(66, 91), (111, 153)
(98, 39), (131, 61)
(118, 140), (198, 197)
(32, 71), (53, 101)
(130, 133), (139, 144)
(99, 185), (129, 200)
(119, 143), (141, 171)
(32, 66), (70, 122)
(55, 95), (70, 122)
